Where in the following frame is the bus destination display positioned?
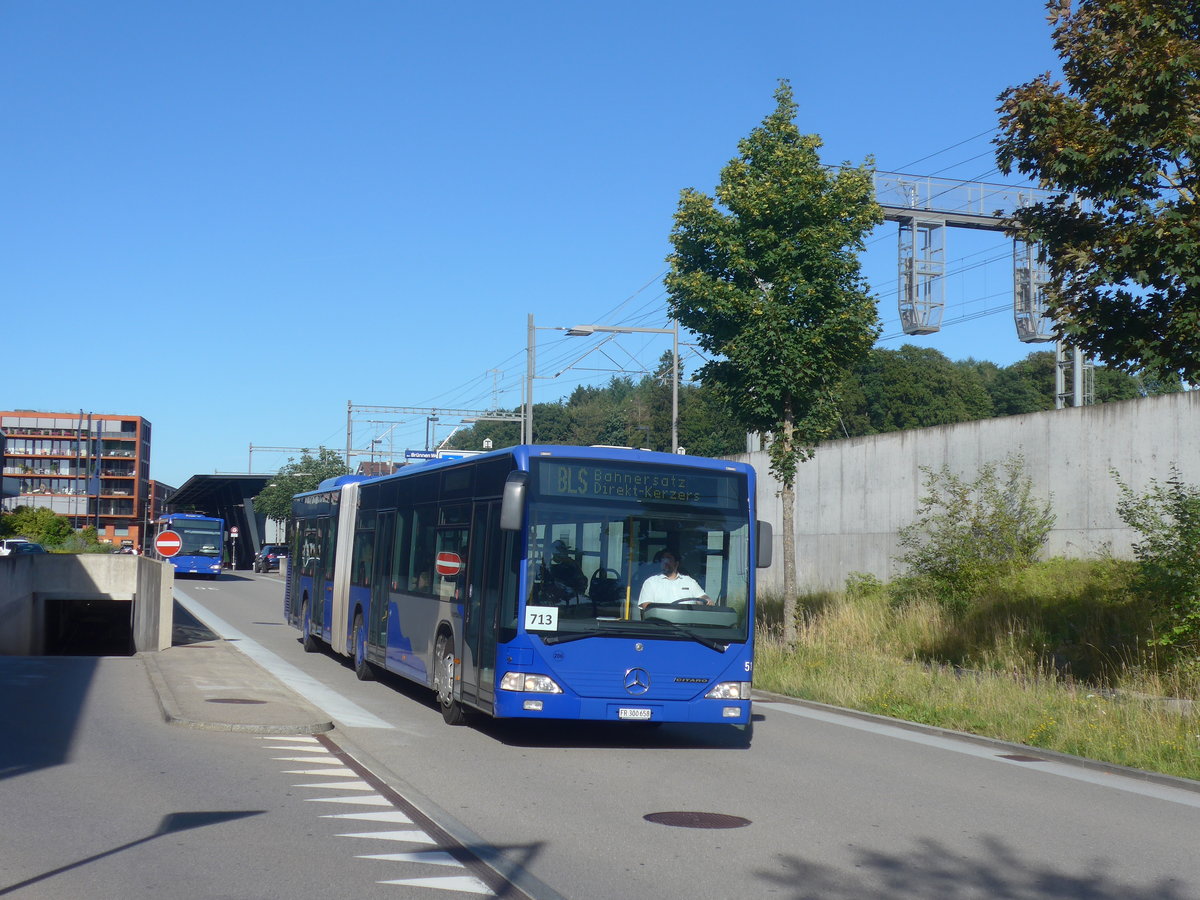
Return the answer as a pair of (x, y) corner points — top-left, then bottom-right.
(535, 459), (741, 508)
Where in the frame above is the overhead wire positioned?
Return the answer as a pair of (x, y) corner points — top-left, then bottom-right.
(409, 127), (1034, 420)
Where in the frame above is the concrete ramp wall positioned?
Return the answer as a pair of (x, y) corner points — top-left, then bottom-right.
(737, 390), (1200, 594)
(0, 555), (174, 655)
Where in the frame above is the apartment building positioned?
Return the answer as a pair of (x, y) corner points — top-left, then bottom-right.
(0, 410), (152, 548)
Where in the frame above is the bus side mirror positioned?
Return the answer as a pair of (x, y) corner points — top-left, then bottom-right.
(500, 471), (529, 531)
(756, 520), (772, 568)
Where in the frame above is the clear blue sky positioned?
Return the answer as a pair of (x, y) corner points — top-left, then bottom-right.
(1, 1), (1063, 488)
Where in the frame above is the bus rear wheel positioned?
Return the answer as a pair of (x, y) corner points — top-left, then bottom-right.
(433, 633), (466, 726)
(301, 600), (319, 653)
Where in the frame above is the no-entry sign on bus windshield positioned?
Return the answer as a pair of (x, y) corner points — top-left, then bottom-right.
(435, 551), (462, 577)
(155, 530), (183, 557)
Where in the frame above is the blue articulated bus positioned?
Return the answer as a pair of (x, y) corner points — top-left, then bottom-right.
(284, 444), (771, 727)
(151, 513), (225, 578)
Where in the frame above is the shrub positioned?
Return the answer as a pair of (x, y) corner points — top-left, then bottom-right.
(895, 454), (1055, 611)
(1114, 466), (1200, 658)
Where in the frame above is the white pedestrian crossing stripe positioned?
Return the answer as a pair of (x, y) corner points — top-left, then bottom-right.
(321, 811), (415, 823)
(379, 875), (493, 894)
(261, 736), (496, 896)
(339, 829), (440, 844)
(359, 851), (462, 867)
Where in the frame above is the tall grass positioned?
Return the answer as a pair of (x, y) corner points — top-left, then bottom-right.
(755, 559), (1200, 781)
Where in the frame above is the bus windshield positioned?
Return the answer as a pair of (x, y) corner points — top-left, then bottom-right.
(524, 458), (751, 644)
(175, 521), (222, 557)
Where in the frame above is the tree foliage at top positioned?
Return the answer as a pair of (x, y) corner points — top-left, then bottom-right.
(665, 80), (882, 486)
(996, 0), (1200, 381)
(253, 447), (351, 524)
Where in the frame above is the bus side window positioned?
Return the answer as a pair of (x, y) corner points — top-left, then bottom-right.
(390, 508), (413, 592)
(410, 507), (436, 594)
(351, 528), (374, 587)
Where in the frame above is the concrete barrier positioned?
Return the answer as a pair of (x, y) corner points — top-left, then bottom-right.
(737, 390), (1200, 593)
(0, 554), (174, 655)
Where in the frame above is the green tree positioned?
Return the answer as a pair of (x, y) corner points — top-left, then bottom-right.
(665, 80), (882, 639)
(839, 346), (993, 436)
(996, 0), (1200, 381)
(253, 447), (351, 524)
(0, 506), (73, 547)
(988, 351), (1057, 415)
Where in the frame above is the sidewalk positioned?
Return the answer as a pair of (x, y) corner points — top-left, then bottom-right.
(141, 614), (333, 735)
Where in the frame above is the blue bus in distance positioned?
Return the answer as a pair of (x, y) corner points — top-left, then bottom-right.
(150, 513), (225, 578)
(285, 444), (770, 728)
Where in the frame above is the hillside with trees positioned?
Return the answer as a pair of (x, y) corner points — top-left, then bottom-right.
(443, 348), (1180, 454)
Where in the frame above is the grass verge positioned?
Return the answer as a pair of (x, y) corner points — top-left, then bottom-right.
(754, 560), (1200, 781)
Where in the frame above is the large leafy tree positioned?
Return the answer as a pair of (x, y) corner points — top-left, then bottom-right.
(996, 0), (1200, 381)
(253, 447), (350, 524)
(666, 80), (882, 637)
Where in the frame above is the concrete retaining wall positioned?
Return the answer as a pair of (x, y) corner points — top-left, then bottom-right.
(735, 390), (1200, 594)
(0, 554), (174, 654)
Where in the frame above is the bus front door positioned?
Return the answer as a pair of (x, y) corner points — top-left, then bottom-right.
(314, 517), (331, 636)
(462, 501), (500, 710)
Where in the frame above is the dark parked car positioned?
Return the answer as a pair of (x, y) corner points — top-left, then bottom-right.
(253, 543), (288, 573)
(8, 541), (47, 554)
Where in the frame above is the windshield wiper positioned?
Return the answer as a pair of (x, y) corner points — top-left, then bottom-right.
(639, 618), (727, 652)
(540, 627), (601, 645)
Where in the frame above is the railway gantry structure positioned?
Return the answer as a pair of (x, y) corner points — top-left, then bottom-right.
(873, 171), (1091, 408)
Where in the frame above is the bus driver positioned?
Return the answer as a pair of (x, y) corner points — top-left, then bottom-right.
(637, 549), (712, 609)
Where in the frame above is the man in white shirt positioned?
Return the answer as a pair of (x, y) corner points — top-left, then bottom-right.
(638, 550), (711, 609)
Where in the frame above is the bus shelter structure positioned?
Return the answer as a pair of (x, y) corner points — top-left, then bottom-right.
(165, 474), (271, 569)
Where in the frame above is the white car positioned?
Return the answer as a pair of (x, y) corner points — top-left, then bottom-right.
(0, 538), (31, 556)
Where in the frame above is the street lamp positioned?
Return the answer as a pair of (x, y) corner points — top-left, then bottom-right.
(563, 322), (680, 453)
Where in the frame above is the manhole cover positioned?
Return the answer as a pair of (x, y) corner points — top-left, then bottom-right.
(998, 754), (1044, 762)
(644, 812), (751, 829)
(206, 698), (268, 705)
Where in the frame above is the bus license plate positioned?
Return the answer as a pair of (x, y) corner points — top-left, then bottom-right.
(619, 708), (652, 721)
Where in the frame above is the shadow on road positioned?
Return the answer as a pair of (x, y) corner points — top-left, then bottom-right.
(757, 836), (1191, 900)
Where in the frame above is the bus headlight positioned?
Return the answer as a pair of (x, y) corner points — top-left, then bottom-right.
(704, 681), (751, 700)
(500, 672), (563, 694)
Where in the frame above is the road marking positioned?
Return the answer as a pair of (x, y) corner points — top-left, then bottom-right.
(379, 875), (493, 894)
(258, 736), (507, 898)
(173, 588), (394, 729)
(758, 700), (1200, 808)
(297, 780), (375, 790)
(340, 830), (440, 844)
(322, 811), (416, 823)
(306, 795), (394, 806)
(360, 851), (464, 867)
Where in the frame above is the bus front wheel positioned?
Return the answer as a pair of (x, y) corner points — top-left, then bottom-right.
(433, 633), (466, 726)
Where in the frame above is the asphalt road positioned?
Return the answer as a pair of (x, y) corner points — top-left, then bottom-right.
(171, 572), (1200, 900)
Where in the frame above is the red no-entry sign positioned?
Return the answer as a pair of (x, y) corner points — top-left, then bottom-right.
(155, 530), (183, 557)
(435, 551), (462, 577)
